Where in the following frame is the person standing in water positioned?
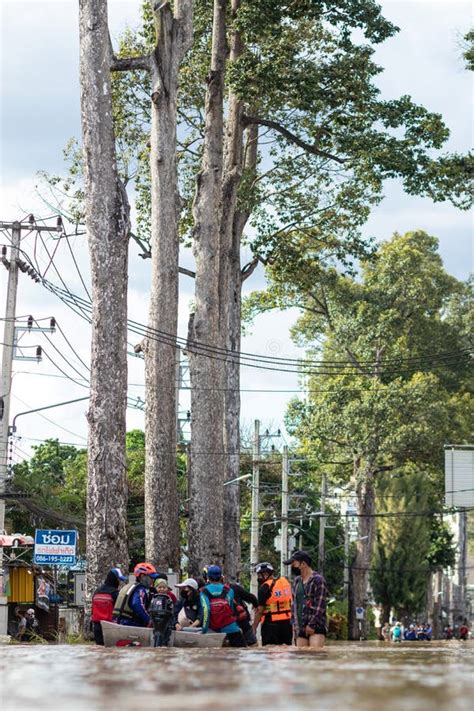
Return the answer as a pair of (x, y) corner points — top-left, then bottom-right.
(284, 550), (328, 650)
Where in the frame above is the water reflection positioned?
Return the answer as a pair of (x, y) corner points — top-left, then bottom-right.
(1, 642), (472, 711)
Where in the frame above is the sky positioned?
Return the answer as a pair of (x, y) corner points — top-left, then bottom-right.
(0, 0), (472, 463)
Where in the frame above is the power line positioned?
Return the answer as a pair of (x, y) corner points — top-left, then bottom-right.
(12, 394), (87, 442)
(10, 251), (469, 376)
(45, 281), (473, 376)
(54, 320), (90, 373)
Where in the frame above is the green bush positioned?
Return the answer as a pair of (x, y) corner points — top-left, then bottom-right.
(327, 600), (348, 640)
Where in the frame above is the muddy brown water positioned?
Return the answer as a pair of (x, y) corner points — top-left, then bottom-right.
(1, 641), (473, 711)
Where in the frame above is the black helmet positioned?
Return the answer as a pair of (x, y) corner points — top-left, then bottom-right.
(255, 562), (274, 574)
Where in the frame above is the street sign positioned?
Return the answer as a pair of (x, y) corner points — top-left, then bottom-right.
(34, 529), (77, 566)
(355, 607), (365, 620)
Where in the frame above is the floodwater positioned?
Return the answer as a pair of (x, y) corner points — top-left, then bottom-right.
(1, 642), (473, 711)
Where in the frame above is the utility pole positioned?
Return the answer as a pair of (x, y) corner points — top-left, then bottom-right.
(0, 218), (61, 635)
(343, 511), (350, 600)
(250, 419), (260, 596)
(280, 445), (289, 577)
(0, 223), (21, 568)
(318, 472), (327, 572)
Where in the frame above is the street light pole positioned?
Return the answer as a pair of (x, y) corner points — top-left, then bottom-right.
(250, 419), (260, 596)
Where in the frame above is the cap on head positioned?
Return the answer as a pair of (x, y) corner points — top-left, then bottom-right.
(283, 550), (312, 566)
(26, 608), (35, 615)
(255, 562), (274, 574)
(111, 567), (128, 582)
(176, 578), (198, 591)
(154, 578), (168, 589)
(207, 565), (222, 580)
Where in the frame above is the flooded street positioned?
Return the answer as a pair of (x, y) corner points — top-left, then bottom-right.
(1, 642), (473, 711)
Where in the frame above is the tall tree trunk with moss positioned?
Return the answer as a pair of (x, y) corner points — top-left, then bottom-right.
(187, 0), (227, 574)
(143, 0), (193, 572)
(79, 0), (130, 595)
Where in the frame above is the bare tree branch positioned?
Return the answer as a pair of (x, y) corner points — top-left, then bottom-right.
(241, 256), (259, 282)
(242, 115), (347, 164)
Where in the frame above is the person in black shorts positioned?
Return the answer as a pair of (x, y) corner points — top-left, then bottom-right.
(252, 562), (293, 645)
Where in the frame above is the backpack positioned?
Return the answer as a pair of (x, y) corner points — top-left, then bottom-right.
(203, 585), (236, 631)
(91, 592), (115, 623)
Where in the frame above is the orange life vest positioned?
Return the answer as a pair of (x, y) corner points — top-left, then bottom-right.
(262, 576), (292, 622)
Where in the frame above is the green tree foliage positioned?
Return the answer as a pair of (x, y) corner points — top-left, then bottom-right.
(279, 232), (472, 477)
(7, 432), (188, 565)
(43, 1), (472, 260)
(463, 29), (474, 71)
(370, 468), (455, 619)
(7, 439), (86, 536)
(252, 230), (473, 619)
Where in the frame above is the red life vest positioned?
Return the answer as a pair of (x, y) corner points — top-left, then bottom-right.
(203, 585), (236, 630)
(91, 592), (114, 623)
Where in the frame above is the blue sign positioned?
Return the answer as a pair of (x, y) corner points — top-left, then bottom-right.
(34, 529), (77, 567)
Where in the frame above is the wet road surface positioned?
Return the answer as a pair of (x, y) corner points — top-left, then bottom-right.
(1, 641), (473, 711)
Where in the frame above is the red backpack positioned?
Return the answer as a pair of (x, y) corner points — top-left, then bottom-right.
(91, 592), (114, 623)
(203, 585), (236, 630)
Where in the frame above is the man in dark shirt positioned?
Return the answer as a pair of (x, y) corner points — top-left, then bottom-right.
(252, 562), (293, 645)
(284, 550), (327, 650)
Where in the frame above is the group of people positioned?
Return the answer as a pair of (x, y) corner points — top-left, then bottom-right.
(382, 620), (471, 642)
(91, 550), (328, 649)
(382, 621), (432, 642)
(444, 623), (470, 641)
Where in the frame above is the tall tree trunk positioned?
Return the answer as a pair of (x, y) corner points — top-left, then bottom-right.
(144, 0), (193, 572)
(222, 122), (259, 579)
(79, 0), (130, 594)
(381, 602), (391, 624)
(220, 1), (244, 580)
(349, 468), (376, 640)
(187, 0), (227, 575)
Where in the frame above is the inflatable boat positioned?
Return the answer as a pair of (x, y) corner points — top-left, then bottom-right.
(101, 620), (225, 648)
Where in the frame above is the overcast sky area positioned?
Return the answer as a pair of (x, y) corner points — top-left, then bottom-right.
(0, 0), (472, 462)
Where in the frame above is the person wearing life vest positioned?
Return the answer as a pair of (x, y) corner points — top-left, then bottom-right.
(91, 567), (128, 645)
(252, 561), (293, 646)
(200, 565), (247, 647)
(113, 562), (159, 628)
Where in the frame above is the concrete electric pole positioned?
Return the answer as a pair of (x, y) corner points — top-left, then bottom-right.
(318, 472), (327, 572)
(0, 218), (61, 635)
(280, 445), (289, 577)
(250, 419), (260, 596)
